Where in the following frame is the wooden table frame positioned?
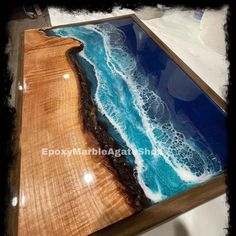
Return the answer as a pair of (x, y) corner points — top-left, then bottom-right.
(14, 14), (226, 236)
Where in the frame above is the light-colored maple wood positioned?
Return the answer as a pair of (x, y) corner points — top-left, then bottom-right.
(18, 30), (134, 236)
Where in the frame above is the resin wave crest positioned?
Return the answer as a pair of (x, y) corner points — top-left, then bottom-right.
(51, 23), (222, 203)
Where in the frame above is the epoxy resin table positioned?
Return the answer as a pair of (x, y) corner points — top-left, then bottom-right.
(18, 14), (227, 236)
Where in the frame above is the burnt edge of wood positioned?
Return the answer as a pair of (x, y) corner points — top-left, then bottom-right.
(66, 45), (150, 211)
(43, 36), (150, 211)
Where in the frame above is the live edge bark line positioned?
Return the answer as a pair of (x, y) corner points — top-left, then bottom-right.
(64, 44), (150, 211)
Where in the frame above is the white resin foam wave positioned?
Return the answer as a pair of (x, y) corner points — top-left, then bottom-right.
(89, 23), (221, 179)
(53, 24), (222, 202)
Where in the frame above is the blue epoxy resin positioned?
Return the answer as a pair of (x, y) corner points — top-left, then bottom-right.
(48, 17), (227, 203)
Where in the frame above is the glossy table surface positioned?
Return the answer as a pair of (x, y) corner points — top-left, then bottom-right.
(19, 30), (134, 236)
(18, 15), (227, 236)
(48, 16), (227, 202)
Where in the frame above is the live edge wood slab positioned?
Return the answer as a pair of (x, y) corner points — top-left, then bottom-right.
(17, 14), (226, 236)
(18, 29), (135, 236)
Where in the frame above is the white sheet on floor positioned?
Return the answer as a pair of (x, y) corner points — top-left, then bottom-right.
(142, 194), (228, 236)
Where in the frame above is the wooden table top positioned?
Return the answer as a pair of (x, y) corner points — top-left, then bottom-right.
(17, 15), (227, 235)
(18, 30), (135, 236)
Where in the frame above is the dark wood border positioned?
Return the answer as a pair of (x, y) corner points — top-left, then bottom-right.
(7, 31), (25, 236)
(21, 14), (227, 236)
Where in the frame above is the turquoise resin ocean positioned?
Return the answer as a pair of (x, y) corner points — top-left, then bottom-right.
(48, 17), (227, 204)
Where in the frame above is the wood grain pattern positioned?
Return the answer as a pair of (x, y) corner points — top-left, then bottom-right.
(18, 15), (227, 236)
(18, 30), (134, 236)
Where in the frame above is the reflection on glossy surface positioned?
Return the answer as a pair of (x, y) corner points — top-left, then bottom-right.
(63, 73), (71, 80)
(18, 81), (28, 91)
(18, 84), (23, 91)
(83, 172), (94, 185)
(19, 30), (135, 236)
(21, 195), (26, 206)
(11, 196), (18, 207)
(50, 17), (227, 203)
